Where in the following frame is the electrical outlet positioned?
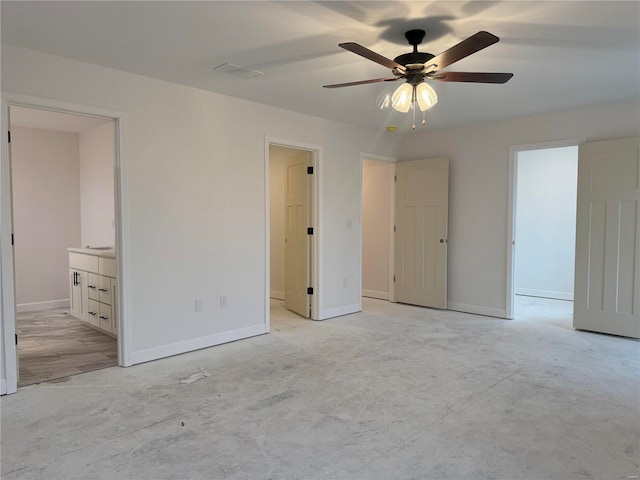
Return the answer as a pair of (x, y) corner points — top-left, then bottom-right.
(220, 296), (228, 308)
(346, 219), (353, 230)
(343, 278), (348, 288)
(195, 299), (203, 312)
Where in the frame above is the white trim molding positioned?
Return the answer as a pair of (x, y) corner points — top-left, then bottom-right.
(515, 289), (573, 301)
(360, 152), (397, 163)
(113, 114), (132, 367)
(318, 303), (361, 321)
(17, 299), (69, 313)
(448, 302), (507, 319)
(1, 96), (18, 394)
(362, 289), (389, 300)
(130, 324), (267, 365)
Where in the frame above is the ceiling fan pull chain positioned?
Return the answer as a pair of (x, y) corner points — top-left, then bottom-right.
(412, 87), (417, 130)
(422, 110), (426, 126)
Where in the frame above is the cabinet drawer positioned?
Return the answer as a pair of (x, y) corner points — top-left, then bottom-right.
(99, 276), (112, 305)
(99, 257), (116, 278)
(87, 273), (100, 301)
(69, 253), (99, 273)
(88, 299), (101, 327)
(99, 302), (112, 333)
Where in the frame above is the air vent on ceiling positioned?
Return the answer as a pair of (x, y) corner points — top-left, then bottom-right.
(213, 62), (264, 79)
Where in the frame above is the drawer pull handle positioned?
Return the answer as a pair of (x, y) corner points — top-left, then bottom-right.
(89, 311), (97, 316)
(88, 285), (97, 289)
(98, 288), (108, 292)
(99, 315), (108, 320)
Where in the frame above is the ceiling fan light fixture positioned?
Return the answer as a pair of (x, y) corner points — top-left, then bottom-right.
(325, 29), (513, 131)
(391, 83), (413, 113)
(416, 82), (438, 111)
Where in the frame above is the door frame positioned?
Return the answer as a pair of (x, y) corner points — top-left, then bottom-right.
(1, 91), (132, 395)
(265, 136), (321, 328)
(360, 153), (397, 303)
(505, 138), (583, 319)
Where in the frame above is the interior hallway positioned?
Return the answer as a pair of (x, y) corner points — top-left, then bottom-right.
(1, 297), (638, 479)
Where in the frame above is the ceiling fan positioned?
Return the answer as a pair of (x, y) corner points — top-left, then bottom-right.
(324, 29), (513, 127)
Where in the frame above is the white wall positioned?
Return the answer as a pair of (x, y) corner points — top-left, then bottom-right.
(79, 121), (115, 247)
(399, 99), (640, 317)
(362, 159), (393, 300)
(515, 146), (578, 300)
(1, 45), (398, 375)
(10, 126), (81, 311)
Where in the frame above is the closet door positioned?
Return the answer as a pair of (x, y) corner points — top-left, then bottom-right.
(574, 137), (639, 338)
(394, 157), (449, 309)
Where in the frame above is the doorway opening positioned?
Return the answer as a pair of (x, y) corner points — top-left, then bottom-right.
(361, 156), (395, 302)
(2, 94), (129, 395)
(266, 139), (319, 329)
(9, 106), (118, 386)
(507, 142), (579, 320)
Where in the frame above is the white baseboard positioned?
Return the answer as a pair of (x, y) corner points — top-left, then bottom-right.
(130, 323), (267, 365)
(447, 302), (507, 319)
(1, 378), (6, 395)
(515, 288), (573, 301)
(317, 303), (361, 320)
(17, 299), (70, 313)
(270, 291), (284, 300)
(362, 289), (389, 300)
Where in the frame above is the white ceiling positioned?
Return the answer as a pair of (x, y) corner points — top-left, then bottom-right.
(2, 1), (639, 134)
(9, 106), (112, 133)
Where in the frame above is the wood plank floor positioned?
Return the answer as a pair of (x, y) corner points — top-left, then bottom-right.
(17, 308), (117, 387)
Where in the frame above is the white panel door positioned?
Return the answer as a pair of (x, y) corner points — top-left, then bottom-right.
(394, 157), (449, 308)
(574, 137), (640, 338)
(284, 153), (310, 317)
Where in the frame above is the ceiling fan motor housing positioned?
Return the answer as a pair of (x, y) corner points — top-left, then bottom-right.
(394, 29), (434, 74)
(393, 51), (435, 67)
(394, 51), (434, 66)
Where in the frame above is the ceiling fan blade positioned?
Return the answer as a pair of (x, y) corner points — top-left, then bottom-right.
(430, 72), (513, 83)
(426, 31), (500, 71)
(339, 42), (406, 71)
(323, 77), (401, 88)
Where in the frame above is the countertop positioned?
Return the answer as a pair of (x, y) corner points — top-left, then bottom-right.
(67, 247), (116, 259)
